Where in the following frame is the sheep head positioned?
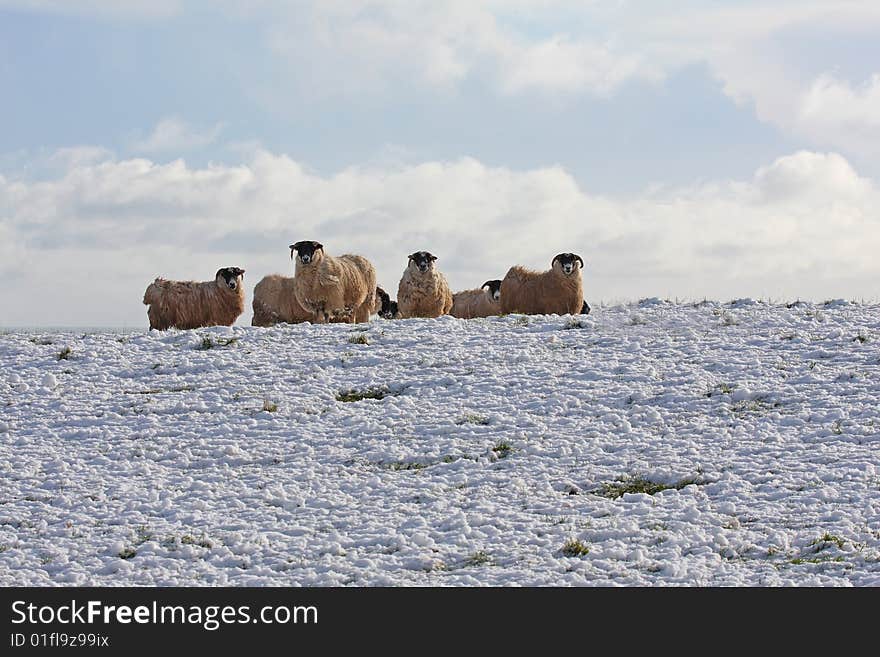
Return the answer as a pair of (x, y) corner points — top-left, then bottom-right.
(481, 279), (502, 301)
(551, 253), (584, 276)
(216, 267), (246, 290)
(408, 251), (437, 273)
(290, 240), (324, 265)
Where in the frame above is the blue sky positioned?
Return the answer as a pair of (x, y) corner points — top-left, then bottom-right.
(1, 1), (879, 325)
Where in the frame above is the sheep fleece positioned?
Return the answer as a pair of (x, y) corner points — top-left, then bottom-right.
(500, 265), (583, 315)
(450, 289), (500, 319)
(397, 268), (454, 318)
(252, 275), (311, 326)
(294, 254), (377, 322)
(143, 278), (245, 330)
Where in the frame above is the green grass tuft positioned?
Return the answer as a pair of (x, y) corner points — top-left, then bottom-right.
(463, 551), (492, 567)
(57, 347), (72, 360)
(597, 476), (699, 499)
(336, 386), (395, 402)
(492, 441), (513, 458)
(561, 539), (590, 557)
(118, 547), (137, 559)
(348, 334), (370, 345)
(456, 413), (490, 426)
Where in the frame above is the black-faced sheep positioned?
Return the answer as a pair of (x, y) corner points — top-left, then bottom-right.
(143, 267), (245, 330)
(290, 240), (377, 324)
(251, 274), (312, 326)
(499, 253), (584, 316)
(396, 251), (454, 319)
(376, 286), (399, 319)
(450, 279), (502, 319)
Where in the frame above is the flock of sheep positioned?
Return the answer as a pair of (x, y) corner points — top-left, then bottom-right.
(142, 242), (590, 330)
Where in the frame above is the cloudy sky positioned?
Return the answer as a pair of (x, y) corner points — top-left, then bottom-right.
(1, 0), (879, 326)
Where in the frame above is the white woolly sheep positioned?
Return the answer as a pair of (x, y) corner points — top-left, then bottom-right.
(290, 240), (377, 324)
(251, 274), (312, 326)
(450, 279), (502, 319)
(396, 251), (454, 319)
(499, 253), (584, 316)
(143, 267), (246, 330)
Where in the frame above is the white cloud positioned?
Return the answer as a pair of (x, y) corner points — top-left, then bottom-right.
(131, 118), (224, 154)
(1, 148), (878, 326)
(795, 74), (880, 153)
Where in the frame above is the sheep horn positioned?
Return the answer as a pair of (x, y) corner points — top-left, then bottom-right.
(575, 255), (584, 269)
(481, 281), (492, 290)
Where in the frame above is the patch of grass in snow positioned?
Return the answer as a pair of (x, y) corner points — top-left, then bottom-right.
(118, 547), (137, 559)
(789, 556), (845, 565)
(706, 383), (735, 397)
(853, 331), (869, 344)
(597, 476), (700, 499)
(348, 333), (369, 345)
(57, 346), (72, 360)
(124, 385), (194, 395)
(385, 461), (429, 471)
(456, 413), (490, 426)
(810, 533), (846, 551)
(563, 318), (589, 329)
(336, 386), (397, 402)
(462, 550), (493, 567)
(492, 441), (513, 458)
(181, 534), (215, 549)
(262, 400), (278, 413)
(197, 336), (238, 350)
(0, 544), (8, 553)
(513, 316), (530, 326)
(561, 539), (590, 557)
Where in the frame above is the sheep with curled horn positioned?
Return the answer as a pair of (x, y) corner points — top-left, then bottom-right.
(396, 251), (454, 319)
(499, 253), (585, 316)
(290, 240), (377, 323)
(450, 279), (502, 319)
(143, 267), (246, 330)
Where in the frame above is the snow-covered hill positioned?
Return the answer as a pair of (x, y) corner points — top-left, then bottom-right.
(2, 300), (879, 585)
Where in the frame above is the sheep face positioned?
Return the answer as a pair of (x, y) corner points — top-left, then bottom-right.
(216, 267), (245, 291)
(408, 251), (437, 274)
(552, 253), (584, 276)
(481, 279), (502, 302)
(290, 240), (324, 265)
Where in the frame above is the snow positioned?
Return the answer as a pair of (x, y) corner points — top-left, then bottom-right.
(1, 300), (879, 586)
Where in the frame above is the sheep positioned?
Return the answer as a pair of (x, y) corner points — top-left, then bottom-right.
(450, 279), (502, 319)
(396, 251), (454, 319)
(143, 267), (245, 330)
(251, 274), (312, 326)
(375, 286), (399, 319)
(289, 240), (377, 324)
(499, 253), (584, 316)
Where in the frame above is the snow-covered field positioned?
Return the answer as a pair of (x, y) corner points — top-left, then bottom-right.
(2, 300), (879, 586)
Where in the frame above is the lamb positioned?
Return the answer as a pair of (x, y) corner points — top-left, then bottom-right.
(375, 286), (399, 319)
(251, 274), (311, 326)
(499, 253), (584, 316)
(143, 267), (246, 330)
(450, 279), (502, 319)
(289, 240), (377, 324)
(396, 251), (454, 319)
